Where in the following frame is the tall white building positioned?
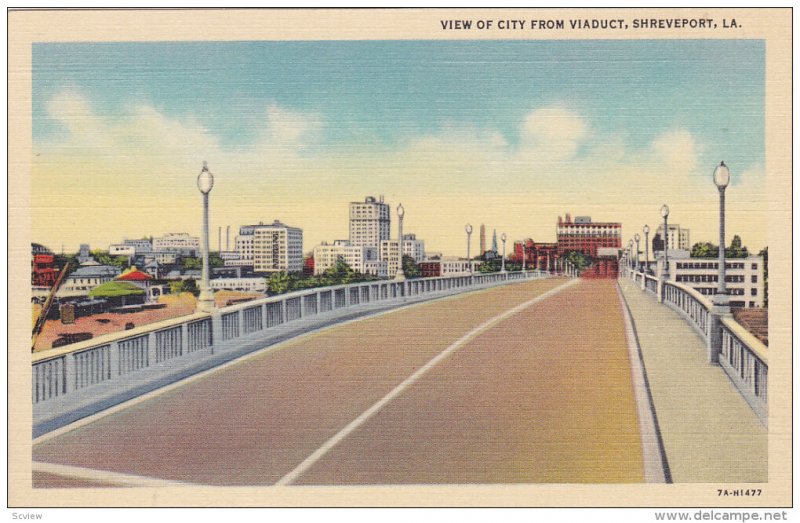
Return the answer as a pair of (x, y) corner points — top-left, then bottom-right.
(313, 240), (380, 275)
(380, 234), (425, 277)
(234, 225), (257, 263)
(244, 220), (304, 273)
(655, 224), (691, 251)
(152, 233), (200, 256)
(657, 251), (764, 308)
(349, 196), (391, 248)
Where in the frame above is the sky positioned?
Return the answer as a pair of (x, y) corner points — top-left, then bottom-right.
(31, 39), (767, 256)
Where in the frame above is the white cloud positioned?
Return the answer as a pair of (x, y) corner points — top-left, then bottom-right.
(520, 105), (589, 161)
(263, 103), (322, 146)
(33, 95), (768, 255)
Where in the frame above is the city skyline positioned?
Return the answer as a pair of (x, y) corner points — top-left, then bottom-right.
(32, 40), (767, 255)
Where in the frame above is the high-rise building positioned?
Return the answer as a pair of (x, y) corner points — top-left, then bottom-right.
(480, 224), (486, 254)
(491, 229), (498, 253)
(654, 224), (691, 252)
(313, 240), (383, 276)
(380, 234), (425, 276)
(349, 196), (390, 248)
(556, 214), (622, 257)
(242, 220), (304, 273)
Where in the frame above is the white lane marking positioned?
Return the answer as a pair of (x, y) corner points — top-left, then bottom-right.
(275, 278), (579, 486)
(616, 281), (669, 483)
(33, 281), (519, 445)
(32, 460), (191, 488)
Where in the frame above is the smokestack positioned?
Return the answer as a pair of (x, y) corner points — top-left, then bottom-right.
(226, 226), (230, 251)
(218, 227), (222, 252)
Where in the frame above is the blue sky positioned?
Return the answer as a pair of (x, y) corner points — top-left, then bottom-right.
(32, 39), (766, 254)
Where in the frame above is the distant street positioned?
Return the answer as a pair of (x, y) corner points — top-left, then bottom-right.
(33, 278), (645, 486)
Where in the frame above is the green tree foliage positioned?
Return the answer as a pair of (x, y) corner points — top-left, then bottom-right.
(564, 251), (593, 270)
(401, 255), (422, 278)
(209, 253), (225, 268)
(690, 236), (750, 259)
(182, 256), (202, 270)
(264, 258), (381, 295)
(477, 259), (502, 273)
(90, 249), (129, 268)
(168, 279), (198, 296)
(758, 246), (768, 307)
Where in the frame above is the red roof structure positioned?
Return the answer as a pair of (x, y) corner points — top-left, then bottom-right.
(116, 267), (153, 282)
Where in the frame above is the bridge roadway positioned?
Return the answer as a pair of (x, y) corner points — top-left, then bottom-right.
(33, 278), (647, 486)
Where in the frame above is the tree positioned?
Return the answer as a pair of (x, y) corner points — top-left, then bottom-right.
(690, 238), (749, 259)
(690, 242), (717, 258)
(168, 279), (198, 296)
(323, 258), (357, 285)
(266, 272), (295, 295)
(727, 235), (750, 258)
(401, 255), (422, 278)
(182, 256), (202, 270)
(90, 249), (129, 268)
(477, 258), (501, 273)
(564, 251), (592, 270)
(209, 252), (225, 268)
(758, 246), (768, 307)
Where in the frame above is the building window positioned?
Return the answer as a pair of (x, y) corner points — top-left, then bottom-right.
(752, 263), (758, 270)
(751, 288), (757, 296)
(751, 275), (758, 283)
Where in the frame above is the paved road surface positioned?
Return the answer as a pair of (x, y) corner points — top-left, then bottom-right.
(33, 278), (645, 486)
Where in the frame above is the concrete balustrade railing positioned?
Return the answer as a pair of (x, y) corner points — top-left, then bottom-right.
(719, 317), (768, 422)
(32, 270), (552, 435)
(621, 266), (767, 426)
(662, 280), (712, 339)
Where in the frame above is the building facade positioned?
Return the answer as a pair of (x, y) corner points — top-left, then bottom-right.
(667, 255), (765, 308)
(210, 277), (267, 293)
(380, 234), (425, 276)
(122, 239), (153, 254)
(556, 213), (622, 257)
(349, 196), (391, 248)
(252, 221), (304, 273)
(58, 265), (121, 297)
(152, 233), (200, 256)
(654, 224), (691, 252)
(108, 244), (136, 257)
(313, 240), (378, 275)
(419, 258), (481, 277)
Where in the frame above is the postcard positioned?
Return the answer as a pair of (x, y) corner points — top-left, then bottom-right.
(8, 7), (792, 511)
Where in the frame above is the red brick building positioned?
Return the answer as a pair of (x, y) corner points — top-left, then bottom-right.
(32, 254), (59, 287)
(512, 240), (561, 271)
(556, 213), (621, 257)
(419, 261), (442, 278)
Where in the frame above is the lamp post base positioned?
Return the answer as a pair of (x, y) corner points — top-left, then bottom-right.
(712, 292), (731, 314)
(196, 290), (216, 313)
(395, 270), (406, 282)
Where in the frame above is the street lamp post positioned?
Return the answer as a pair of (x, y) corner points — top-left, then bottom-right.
(660, 204), (670, 279)
(713, 162), (731, 306)
(395, 203), (406, 281)
(465, 223), (473, 274)
(196, 161), (215, 312)
(707, 161), (732, 364)
(628, 240), (634, 269)
(521, 241), (526, 272)
(643, 224), (650, 274)
(500, 233), (507, 273)
(634, 233), (641, 272)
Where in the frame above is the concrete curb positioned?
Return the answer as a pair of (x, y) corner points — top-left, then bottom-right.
(616, 280), (672, 484)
